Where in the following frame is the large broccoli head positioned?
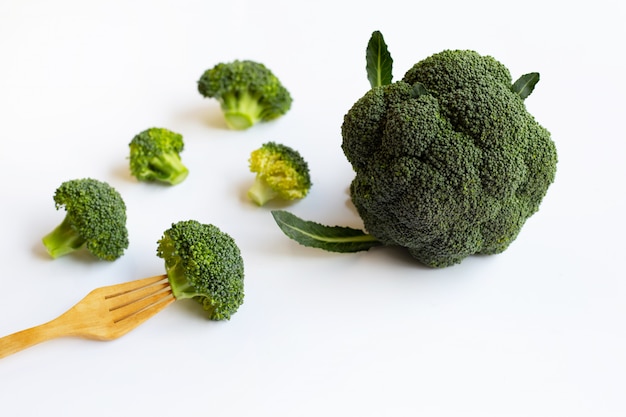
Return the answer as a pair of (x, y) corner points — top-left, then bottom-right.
(197, 60), (292, 130)
(157, 220), (245, 320)
(42, 178), (129, 261)
(341, 49), (557, 268)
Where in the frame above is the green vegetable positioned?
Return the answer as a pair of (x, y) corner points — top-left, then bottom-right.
(197, 60), (292, 130)
(272, 210), (381, 252)
(42, 178), (129, 261)
(366, 30), (393, 88)
(511, 72), (540, 99)
(129, 127), (189, 185)
(248, 141), (312, 206)
(273, 33), (558, 268)
(157, 220), (244, 320)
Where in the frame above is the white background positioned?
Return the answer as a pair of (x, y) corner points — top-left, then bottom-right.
(1, 0), (625, 415)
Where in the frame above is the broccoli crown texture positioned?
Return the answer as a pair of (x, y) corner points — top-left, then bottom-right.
(157, 220), (245, 320)
(42, 178), (129, 261)
(341, 49), (558, 268)
(129, 127), (189, 185)
(197, 60), (292, 130)
(248, 141), (312, 206)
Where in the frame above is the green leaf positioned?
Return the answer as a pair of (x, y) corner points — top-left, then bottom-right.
(271, 210), (383, 253)
(411, 82), (429, 98)
(511, 72), (540, 99)
(366, 30), (393, 88)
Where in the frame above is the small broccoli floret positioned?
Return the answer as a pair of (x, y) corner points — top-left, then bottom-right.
(341, 49), (557, 267)
(156, 220), (244, 320)
(42, 178), (129, 261)
(197, 60), (292, 130)
(247, 141), (312, 206)
(128, 127), (189, 185)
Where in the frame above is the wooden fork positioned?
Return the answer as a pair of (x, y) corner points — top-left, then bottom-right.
(0, 274), (175, 359)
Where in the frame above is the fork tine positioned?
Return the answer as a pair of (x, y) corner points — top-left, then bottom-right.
(104, 275), (171, 321)
(106, 276), (169, 309)
(103, 274), (168, 298)
(109, 286), (174, 324)
(116, 291), (176, 330)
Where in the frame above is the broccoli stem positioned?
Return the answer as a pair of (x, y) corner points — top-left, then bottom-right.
(221, 91), (265, 130)
(165, 264), (201, 300)
(148, 153), (189, 185)
(42, 216), (86, 258)
(248, 177), (279, 206)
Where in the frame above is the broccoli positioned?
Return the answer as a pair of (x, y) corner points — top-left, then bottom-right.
(247, 141), (312, 206)
(340, 49), (557, 267)
(128, 127), (189, 185)
(197, 60), (292, 130)
(42, 178), (129, 261)
(157, 220), (244, 320)
(272, 35), (557, 268)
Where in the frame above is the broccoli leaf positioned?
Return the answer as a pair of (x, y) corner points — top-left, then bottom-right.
(511, 72), (540, 99)
(271, 210), (383, 253)
(411, 82), (429, 98)
(366, 30), (393, 88)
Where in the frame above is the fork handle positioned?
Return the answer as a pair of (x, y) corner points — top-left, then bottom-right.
(0, 316), (70, 359)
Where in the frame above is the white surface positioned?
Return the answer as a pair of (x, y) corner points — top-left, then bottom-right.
(1, 0), (625, 415)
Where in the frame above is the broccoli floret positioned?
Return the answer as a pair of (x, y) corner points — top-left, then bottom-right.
(156, 220), (244, 320)
(248, 141), (312, 206)
(197, 60), (292, 130)
(128, 127), (189, 185)
(341, 49), (557, 268)
(42, 178), (129, 261)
